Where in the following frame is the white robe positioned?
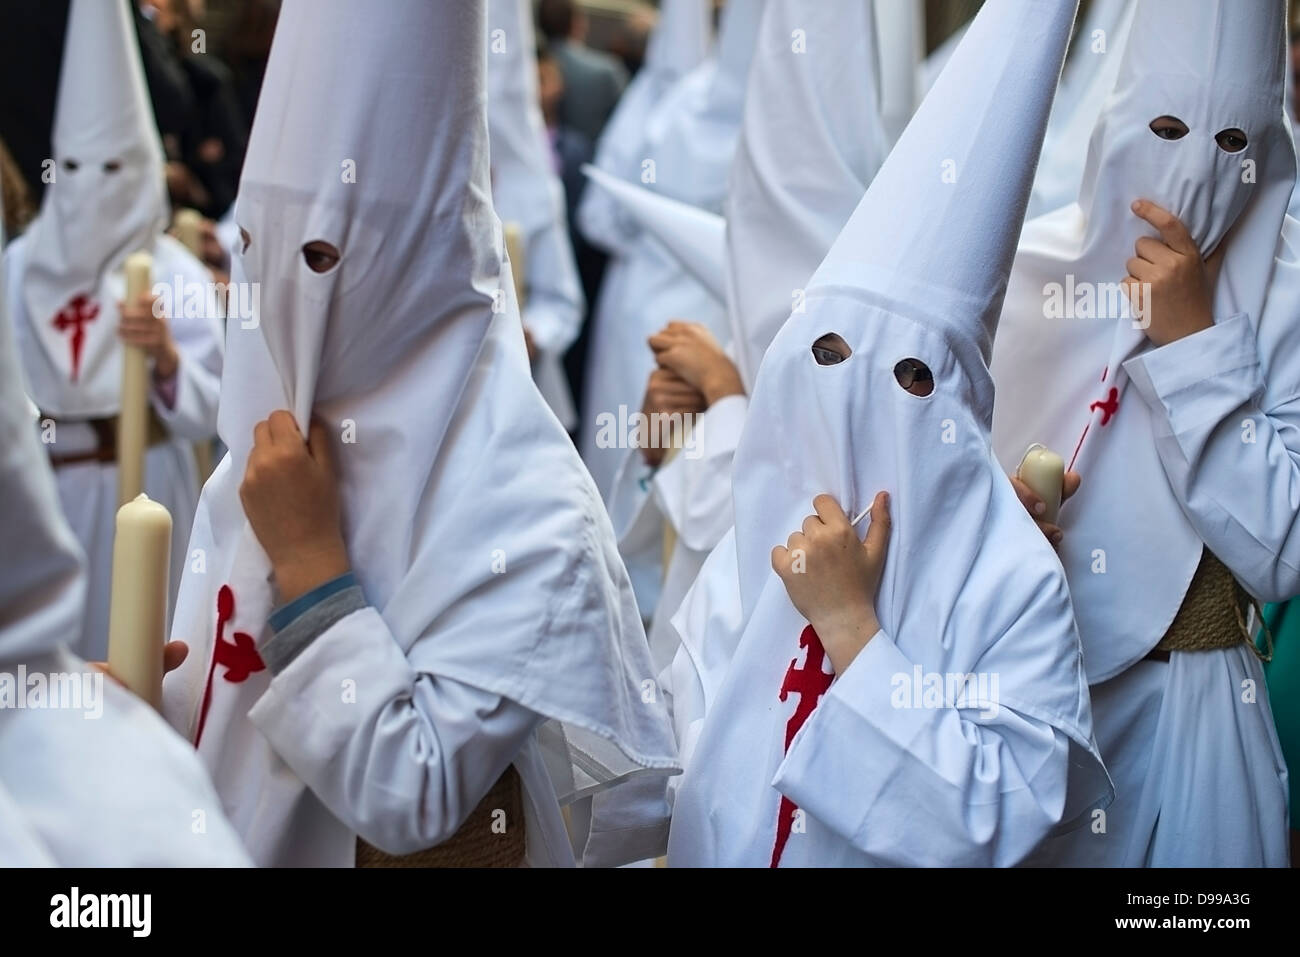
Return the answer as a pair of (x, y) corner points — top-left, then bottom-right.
(0, 648), (249, 866)
(5, 233), (223, 661)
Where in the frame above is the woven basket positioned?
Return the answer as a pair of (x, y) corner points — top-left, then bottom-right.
(355, 765), (526, 868)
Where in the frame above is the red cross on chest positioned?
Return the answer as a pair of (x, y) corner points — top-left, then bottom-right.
(51, 294), (99, 382)
(194, 584), (266, 748)
(1090, 386), (1120, 426)
(771, 624), (834, 867)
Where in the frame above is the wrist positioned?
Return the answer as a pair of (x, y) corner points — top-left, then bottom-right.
(152, 341), (179, 380)
(272, 539), (351, 603)
(812, 602), (879, 675)
(701, 365), (745, 407)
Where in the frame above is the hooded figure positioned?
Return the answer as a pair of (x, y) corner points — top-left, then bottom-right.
(576, 0), (765, 504)
(0, 214), (247, 867)
(577, 0), (712, 259)
(991, 0), (1294, 866)
(486, 0), (585, 430)
(607, 0), (894, 675)
(666, 0), (1110, 867)
(4, 0), (223, 660)
(162, 0), (678, 868)
(1026, 0), (1135, 218)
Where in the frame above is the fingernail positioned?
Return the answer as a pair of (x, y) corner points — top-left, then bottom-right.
(1051, 531), (1063, 545)
(1131, 200), (1141, 211)
(1034, 501), (1046, 515)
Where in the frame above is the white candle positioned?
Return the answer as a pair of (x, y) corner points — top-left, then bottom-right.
(106, 494), (172, 710)
(173, 208), (203, 254)
(1017, 443), (1065, 524)
(503, 221), (527, 309)
(117, 251), (152, 507)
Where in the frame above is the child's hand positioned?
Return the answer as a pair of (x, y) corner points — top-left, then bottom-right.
(771, 492), (890, 675)
(91, 640), (190, 685)
(1010, 470), (1081, 548)
(638, 367), (706, 465)
(1123, 200), (1225, 347)
(649, 320), (745, 406)
(118, 292), (179, 379)
(240, 412), (350, 603)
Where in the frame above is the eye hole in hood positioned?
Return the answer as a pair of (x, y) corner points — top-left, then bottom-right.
(1149, 115), (1189, 140)
(1214, 127), (1248, 153)
(811, 332), (851, 365)
(302, 240), (341, 274)
(894, 358), (934, 397)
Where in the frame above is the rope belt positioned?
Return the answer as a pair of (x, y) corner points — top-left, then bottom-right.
(355, 765), (526, 868)
(1145, 549), (1272, 663)
(43, 410), (170, 468)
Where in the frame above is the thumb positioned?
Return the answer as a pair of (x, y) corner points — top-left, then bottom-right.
(307, 418), (336, 473)
(862, 491), (891, 562)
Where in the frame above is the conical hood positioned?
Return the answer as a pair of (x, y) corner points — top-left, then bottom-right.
(810, 0), (1078, 371)
(725, 0), (891, 388)
(581, 163), (728, 302)
(22, 0), (168, 391)
(645, 0), (712, 78)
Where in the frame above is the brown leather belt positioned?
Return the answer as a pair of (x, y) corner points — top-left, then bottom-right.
(354, 765), (527, 868)
(43, 410), (170, 468)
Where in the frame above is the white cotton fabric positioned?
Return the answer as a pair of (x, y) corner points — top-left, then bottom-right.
(1027, 0), (1134, 218)
(578, 0), (765, 501)
(578, 0), (712, 256)
(485, 0), (584, 428)
(162, 0), (677, 867)
(873, 0), (923, 147)
(20, 0), (169, 417)
(668, 0), (1110, 867)
(0, 221), (249, 868)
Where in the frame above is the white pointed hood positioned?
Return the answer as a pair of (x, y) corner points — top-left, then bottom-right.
(580, 163), (728, 302)
(486, 0), (559, 237)
(20, 0), (168, 415)
(645, 0), (766, 210)
(670, 0), (1108, 867)
(645, 0), (712, 78)
(725, 0), (892, 389)
(0, 220), (86, 666)
(991, 0), (1295, 681)
(164, 0), (676, 863)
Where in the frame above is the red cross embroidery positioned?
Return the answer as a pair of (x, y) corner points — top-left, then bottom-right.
(194, 584), (266, 748)
(51, 294), (99, 382)
(1089, 386), (1120, 426)
(771, 624), (835, 867)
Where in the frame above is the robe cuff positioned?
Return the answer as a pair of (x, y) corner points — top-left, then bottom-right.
(652, 394), (746, 552)
(261, 578), (366, 674)
(1125, 313), (1263, 436)
(151, 369), (179, 411)
(772, 631), (942, 841)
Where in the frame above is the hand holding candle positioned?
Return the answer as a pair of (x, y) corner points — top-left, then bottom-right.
(1011, 444), (1080, 549)
(106, 494), (173, 710)
(1017, 444), (1064, 524)
(117, 251), (153, 507)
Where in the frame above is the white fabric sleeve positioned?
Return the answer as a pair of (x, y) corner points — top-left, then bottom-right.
(653, 393), (747, 551)
(149, 253), (222, 441)
(247, 605), (546, 855)
(1126, 312), (1300, 601)
(772, 630), (1073, 867)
